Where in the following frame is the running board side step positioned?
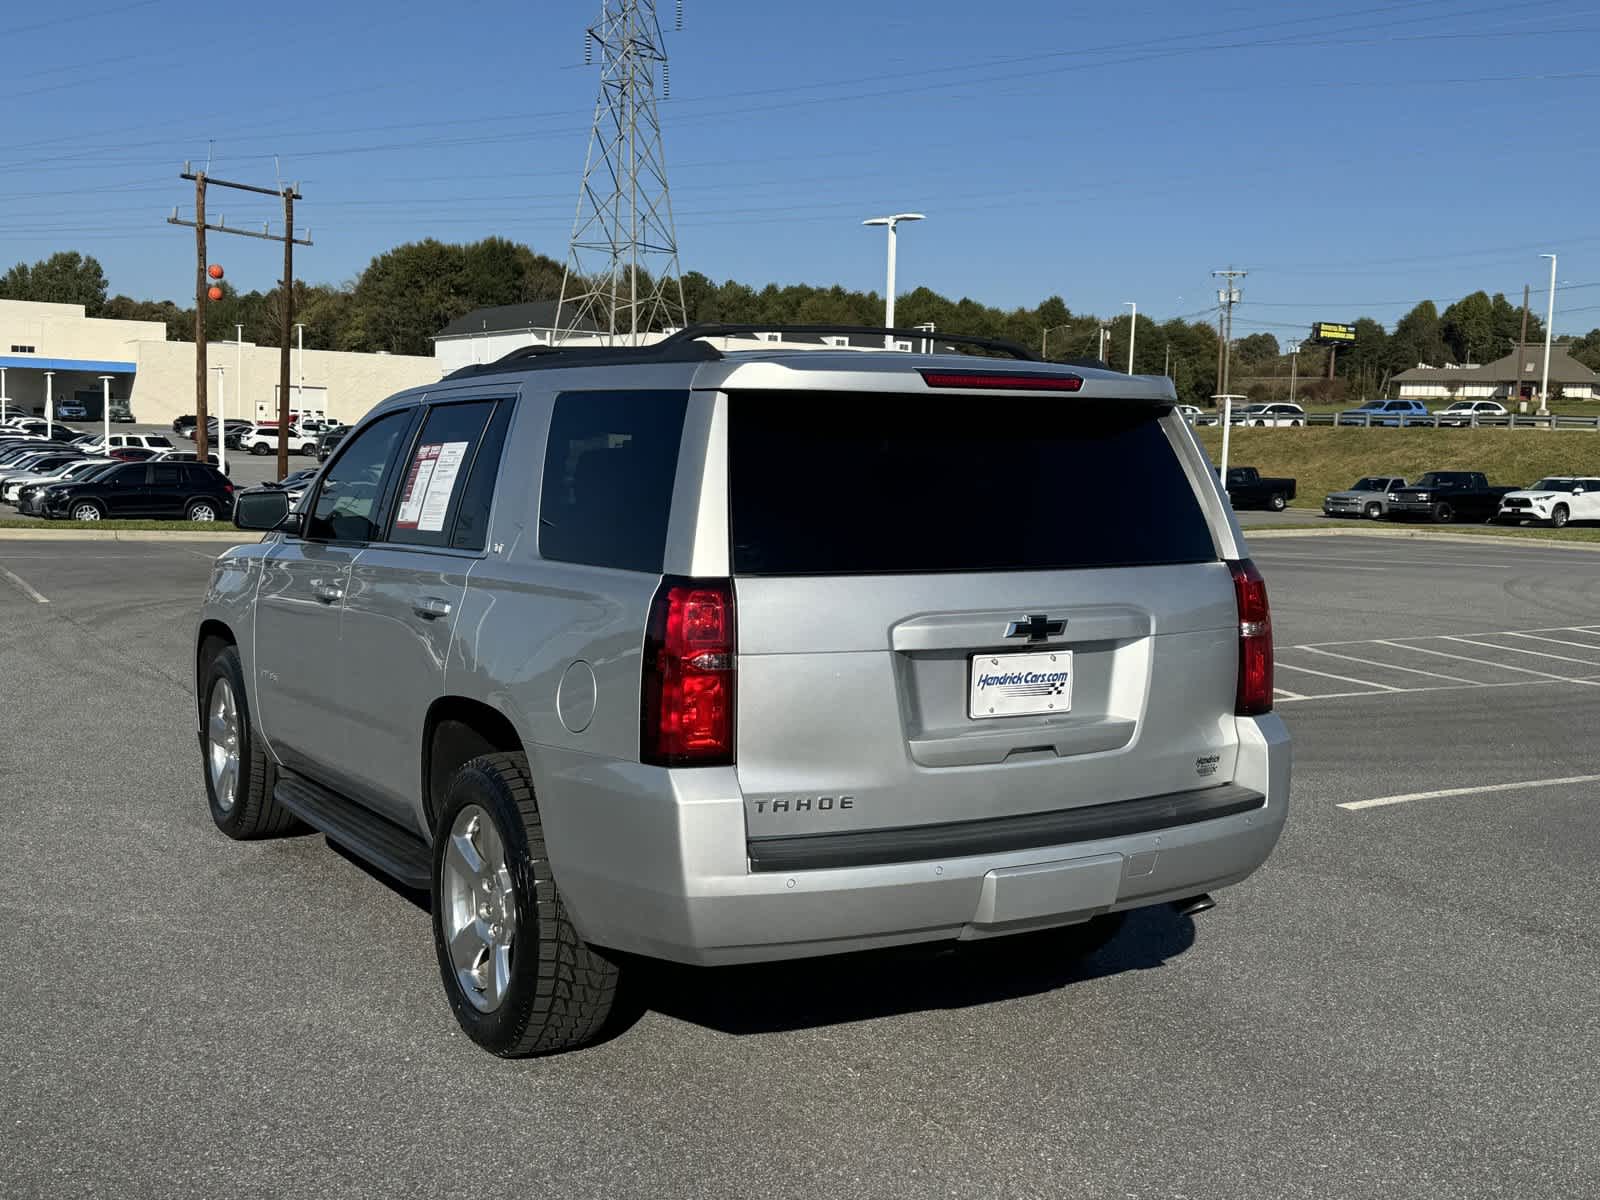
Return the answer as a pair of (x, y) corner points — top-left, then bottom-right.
(273, 771), (432, 890)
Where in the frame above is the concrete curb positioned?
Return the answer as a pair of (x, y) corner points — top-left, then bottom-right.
(0, 528), (254, 543)
(1245, 526), (1600, 553)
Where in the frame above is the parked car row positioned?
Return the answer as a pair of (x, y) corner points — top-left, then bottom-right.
(171, 413), (346, 457)
(1179, 399), (1524, 428)
(1319, 470), (1583, 524)
(0, 428), (235, 521)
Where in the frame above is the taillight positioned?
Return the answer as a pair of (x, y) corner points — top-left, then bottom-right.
(641, 577), (736, 767)
(920, 370), (1084, 392)
(1229, 559), (1273, 715)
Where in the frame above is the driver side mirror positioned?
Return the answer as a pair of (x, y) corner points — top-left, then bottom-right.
(234, 488), (295, 532)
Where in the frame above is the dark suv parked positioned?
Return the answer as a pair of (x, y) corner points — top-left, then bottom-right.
(41, 460), (235, 522)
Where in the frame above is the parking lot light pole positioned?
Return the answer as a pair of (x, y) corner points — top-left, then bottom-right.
(1214, 393), (1246, 482)
(213, 366), (227, 475)
(1, 366), (7, 420)
(44, 372), (54, 439)
(1287, 341), (1300, 404)
(1539, 253), (1557, 416)
(1124, 302), (1137, 373)
(99, 376), (113, 450)
(863, 213), (924, 350)
(294, 323), (305, 413)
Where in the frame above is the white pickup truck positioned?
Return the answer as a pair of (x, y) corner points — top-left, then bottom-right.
(240, 424), (318, 456)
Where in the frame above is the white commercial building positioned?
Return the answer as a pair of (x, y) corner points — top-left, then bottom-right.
(0, 299), (441, 427)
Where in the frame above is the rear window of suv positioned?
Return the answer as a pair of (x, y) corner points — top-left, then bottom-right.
(539, 391), (689, 572)
(728, 392), (1216, 575)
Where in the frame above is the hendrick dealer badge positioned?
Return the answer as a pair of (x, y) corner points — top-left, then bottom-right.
(969, 650), (1073, 719)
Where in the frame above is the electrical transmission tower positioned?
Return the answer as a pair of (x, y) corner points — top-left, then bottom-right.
(557, 0), (687, 345)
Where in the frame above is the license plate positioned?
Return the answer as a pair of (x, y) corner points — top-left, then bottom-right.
(969, 650), (1073, 719)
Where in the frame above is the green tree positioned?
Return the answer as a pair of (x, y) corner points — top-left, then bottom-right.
(0, 250), (109, 315)
(1441, 291), (1496, 363)
(1568, 329), (1600, 371)
(1388, 300), (1447, 373)
(1233, 332), (1280, 365)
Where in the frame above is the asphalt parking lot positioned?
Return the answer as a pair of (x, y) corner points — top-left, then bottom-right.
(3, 532), (1598, 1198)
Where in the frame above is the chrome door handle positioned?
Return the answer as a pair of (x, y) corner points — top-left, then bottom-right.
(313, 584), (344, 604)
(413, 596), (452, 620)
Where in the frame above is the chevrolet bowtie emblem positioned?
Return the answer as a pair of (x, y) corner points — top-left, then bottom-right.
(1005, 614), (1065, 642)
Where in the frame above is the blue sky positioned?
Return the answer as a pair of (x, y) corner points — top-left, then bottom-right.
(6, 0), (1600, 336)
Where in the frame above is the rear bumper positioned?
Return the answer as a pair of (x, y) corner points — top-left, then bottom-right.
(538, 715), (1291, 965)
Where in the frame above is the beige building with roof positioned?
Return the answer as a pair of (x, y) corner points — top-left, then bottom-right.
(1393, 345), (1598, 405)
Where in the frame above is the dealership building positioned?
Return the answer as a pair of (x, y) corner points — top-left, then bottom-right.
(0, 298), (440, 427)
(1393, 344), (1599, 404)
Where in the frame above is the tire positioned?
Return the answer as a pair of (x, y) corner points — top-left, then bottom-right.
(431, 752), (620, 1056)
(1364, 502), (1383, 520)
(186, 500), (218, 522)
(1551, 504), (1570, 529)
(71, 500), (103, 522)
(198, 641), (300, 839)
(1433, 502), (1454, 524)
(1268, 492), (1286, 512)
(250, 442), (269, 456)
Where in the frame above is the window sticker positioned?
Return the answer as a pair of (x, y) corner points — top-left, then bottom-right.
(416, 441), (469, 531)
(395, 443), (441, 530)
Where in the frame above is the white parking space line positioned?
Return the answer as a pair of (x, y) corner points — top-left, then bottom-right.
(1302, 623), (1600, 649)
(1274, 677), (1594, 704)
(1340, 774), (1600, 811)
(1272, 686), (1308, 700)
(1439, 635), (1600, 667)
(1295, 645), (1478, 684)
(0, 565), (48, 604)
(1275, 662), (1399, 691)
(1503, 631), (1600, 652)
(1372, 639), (1596, 684)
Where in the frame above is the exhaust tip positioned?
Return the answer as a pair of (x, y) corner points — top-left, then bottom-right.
(1173, 893), (1215, 918)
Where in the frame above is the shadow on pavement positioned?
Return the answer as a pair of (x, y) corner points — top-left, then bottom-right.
(619, 906), (1196, 1037)
(326, 836), (1195, 1041)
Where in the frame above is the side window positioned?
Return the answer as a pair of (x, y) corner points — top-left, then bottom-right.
(306, 410), (413, 543)
(150, 464), (181, 488)
(451, 402), (515, 551)
(538, 390), (689, 572)
(388, 400), (497, 548)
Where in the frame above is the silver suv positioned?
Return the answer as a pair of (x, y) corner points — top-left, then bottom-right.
(196, 325), (1290, 1056)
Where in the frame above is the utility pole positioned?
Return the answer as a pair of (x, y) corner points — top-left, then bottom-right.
(1287, 340), (1300, 405)
(1512, 283), (1531, 410)
(558, 0), (687, 343)
(1212, 269), (1246, 396)
(192, 172), (209, 460)
(169, 165), (309, 478)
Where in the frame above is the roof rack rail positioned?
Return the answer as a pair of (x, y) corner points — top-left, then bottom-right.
(440, 321), (1041, 380)
(659, 323), (1040, 361)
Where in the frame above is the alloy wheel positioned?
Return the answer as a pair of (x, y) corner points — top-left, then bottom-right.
(207, 678), (241, 813)
(441, 805), (519, 1014)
